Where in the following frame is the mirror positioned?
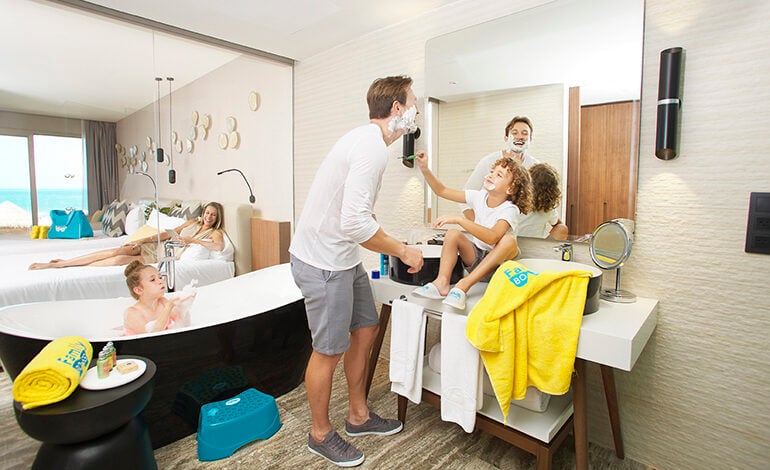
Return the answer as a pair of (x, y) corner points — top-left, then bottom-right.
(590, 219), (636, 303)
(424, 0), (644, 240)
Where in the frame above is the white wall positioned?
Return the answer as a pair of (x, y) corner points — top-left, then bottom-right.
(293, 0), (770, 468)
(117, 54), (293, 222)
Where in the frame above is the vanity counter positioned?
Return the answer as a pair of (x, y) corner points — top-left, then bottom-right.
(370, 276), (658, 369)
(367, 276), (658, 470)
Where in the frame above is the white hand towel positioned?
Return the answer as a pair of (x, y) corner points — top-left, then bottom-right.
(389, 299), (426, 404)
(440, 311), (482, 433)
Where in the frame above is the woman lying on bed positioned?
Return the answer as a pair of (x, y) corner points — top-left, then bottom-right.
(28, 202), (226, 270)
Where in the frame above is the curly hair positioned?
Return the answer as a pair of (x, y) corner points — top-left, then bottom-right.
(492, 157), (534, 215)
(529, 163), (562, 212)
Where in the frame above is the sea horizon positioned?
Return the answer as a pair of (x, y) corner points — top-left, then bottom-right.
(0, 188), (87, 227)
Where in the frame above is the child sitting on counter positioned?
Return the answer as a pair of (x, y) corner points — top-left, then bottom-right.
(412, 152), (533, 310)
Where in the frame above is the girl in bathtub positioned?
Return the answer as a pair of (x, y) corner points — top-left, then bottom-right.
(123, 260), (193, 335)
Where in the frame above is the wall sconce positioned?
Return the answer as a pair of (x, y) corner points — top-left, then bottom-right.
(401, 127), (421, 168)
(217, 168), (256, 203)
(655, 47), (685, 160)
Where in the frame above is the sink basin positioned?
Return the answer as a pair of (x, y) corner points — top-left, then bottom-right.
(389, 244), (463, 286)
(517, 258), (603, 314)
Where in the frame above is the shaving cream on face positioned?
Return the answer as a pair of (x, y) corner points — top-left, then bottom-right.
(506, 135), (530, 154)
(484, 183), (496, 191)
(388, 105), (418, 134)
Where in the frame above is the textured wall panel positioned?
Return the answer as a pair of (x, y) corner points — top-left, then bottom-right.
(294, 0), (770, 468)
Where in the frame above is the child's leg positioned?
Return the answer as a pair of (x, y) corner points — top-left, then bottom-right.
(432, 229), (477, 296)
(455, 234), (519, 292)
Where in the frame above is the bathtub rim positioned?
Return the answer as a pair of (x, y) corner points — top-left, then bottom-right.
(0, 263), (303, 343)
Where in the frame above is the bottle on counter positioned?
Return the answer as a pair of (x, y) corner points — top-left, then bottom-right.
(96, 351), (111, 379)
(379, 253), (389, 277)
(105, 341), (117, 370)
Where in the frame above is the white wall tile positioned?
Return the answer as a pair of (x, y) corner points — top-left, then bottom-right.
(294, 0), (770, 468)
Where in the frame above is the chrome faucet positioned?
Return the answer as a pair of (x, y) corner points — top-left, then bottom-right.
(158, 239), (185, 292)
(554, 243), (573, 262)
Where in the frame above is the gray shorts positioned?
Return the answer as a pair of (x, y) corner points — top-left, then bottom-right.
(463, 245), (494, 283)
(290, 255), (379, 355)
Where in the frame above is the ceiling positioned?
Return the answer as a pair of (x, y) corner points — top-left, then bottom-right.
(0, 0), (458, 122)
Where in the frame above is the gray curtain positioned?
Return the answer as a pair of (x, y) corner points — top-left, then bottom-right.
(83, 120), (118, 213)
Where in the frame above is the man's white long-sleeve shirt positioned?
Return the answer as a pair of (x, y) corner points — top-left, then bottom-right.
(290, 123), (387, 271)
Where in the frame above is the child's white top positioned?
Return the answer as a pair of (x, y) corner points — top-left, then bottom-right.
(465, 189), (519, 251)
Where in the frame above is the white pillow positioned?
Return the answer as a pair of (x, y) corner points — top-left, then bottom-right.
(210, 233), (234, 262)
(146, 209), (186, 230)
(124, 205), (147, 235)
(179, 244), (211, 261)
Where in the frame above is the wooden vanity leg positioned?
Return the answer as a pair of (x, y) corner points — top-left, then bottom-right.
(573, 358), (588, 470)
(600, 365), (624, 459)
(365, 304), (391, 397)
(397, 394), (408, 424)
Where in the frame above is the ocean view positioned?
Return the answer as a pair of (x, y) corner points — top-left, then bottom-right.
(0, 188), (87, 227)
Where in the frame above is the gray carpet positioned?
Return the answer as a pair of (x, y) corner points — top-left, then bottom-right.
(0, 355), (651, 469)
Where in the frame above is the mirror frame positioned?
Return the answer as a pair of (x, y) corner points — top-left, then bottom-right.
(589, 219), (633, 270)
(423, 0), (645, 240)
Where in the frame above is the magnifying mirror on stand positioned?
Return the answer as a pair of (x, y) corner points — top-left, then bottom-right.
(590, 219), (636, 303)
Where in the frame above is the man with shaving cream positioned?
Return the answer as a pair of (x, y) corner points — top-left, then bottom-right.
(462, 116), (540, 222)
(289, 75), (424, 467)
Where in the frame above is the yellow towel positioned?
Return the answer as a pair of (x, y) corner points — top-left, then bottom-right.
(465, 261), (590, 421)
(29, 225), (40, 239)
(38, 225), (50, 239)
(12, 336), (93, 410)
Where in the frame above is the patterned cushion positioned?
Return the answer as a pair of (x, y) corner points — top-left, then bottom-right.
(101, 200), (131, 237)
(169, 201), (203, 221)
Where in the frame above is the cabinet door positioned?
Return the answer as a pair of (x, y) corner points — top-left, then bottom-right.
(572, 101), (638, 237)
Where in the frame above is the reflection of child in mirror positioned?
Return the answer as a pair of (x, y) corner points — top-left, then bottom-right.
(123, 260), (188, 335)
(518, 163), (568, 240)
(412, 152), (533, 310)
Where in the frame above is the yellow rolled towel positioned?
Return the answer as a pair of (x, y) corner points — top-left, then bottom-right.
(12, 336), (93, 410)
(38, 226), (50, 239)
(29, 226), (40, 239)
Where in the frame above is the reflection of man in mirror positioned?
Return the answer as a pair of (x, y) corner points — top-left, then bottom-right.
(462, 116), (540, 221)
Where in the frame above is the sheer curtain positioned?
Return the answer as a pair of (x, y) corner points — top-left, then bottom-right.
(83, 120), (118, 213)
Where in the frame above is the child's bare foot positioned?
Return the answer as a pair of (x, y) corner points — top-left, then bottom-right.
(28, 262), (50, 270)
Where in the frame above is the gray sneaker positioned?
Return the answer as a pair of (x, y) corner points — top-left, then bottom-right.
(345, 411), (403, 437)
(307, 430), (364, 467)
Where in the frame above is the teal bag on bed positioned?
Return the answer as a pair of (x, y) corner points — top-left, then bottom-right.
(48, 209), (94, 239)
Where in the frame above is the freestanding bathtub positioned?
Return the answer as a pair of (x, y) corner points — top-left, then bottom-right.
(0, 263), (312, 449)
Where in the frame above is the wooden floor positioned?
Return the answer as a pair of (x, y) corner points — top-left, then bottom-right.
(0, 353), (653, 470)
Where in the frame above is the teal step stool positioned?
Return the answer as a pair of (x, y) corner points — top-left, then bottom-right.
(197, 388), (282, 461)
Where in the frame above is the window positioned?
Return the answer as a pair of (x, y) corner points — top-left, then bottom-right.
(0, 133), (86, 229)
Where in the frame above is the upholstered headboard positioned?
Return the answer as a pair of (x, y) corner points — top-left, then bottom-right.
(131, 198), (253, 275)
(222, 203), (254, 276)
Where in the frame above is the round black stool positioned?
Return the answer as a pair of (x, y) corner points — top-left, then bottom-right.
(14, 355), (157, 470)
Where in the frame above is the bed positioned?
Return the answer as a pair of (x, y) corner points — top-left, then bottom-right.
(0, 202), (253, 308)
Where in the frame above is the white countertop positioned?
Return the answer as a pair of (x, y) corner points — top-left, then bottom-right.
(371, 276), (657, 371)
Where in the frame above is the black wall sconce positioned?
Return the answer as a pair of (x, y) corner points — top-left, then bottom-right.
(655, 47), (685, 160)
(401, 127), (421, 168)
(217, 168), (256, 203)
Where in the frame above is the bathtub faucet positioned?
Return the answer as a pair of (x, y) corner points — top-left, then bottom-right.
(158, 239), (184, 292)
(553, 243), (573, 262)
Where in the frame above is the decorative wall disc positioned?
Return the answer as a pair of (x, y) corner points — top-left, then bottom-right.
(248, 91), (260, 111)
